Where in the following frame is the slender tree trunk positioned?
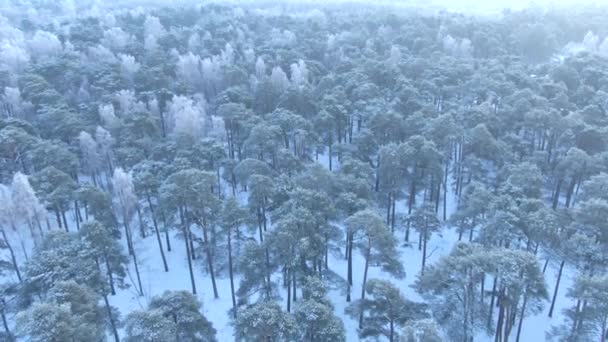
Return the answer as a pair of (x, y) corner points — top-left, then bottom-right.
(443, 161), (449, 220)
(216, 167), (222, 200)
(19, 236), (28, 261)
(495, 292), (505, 342)
(548, 260), (565, 317)
(286, 267), (291, 313)
(103, 293), (120, 342)
(389, 319), (394, 342)
(565, 177), (577, 208)
(481, 273), (485, 304)
(386, 192), (391, 227)
(131, 240), (144, 296)
(55, 208), (62, 229)
(292, 270), (297, 302)
(358, 246), (370, 329)
(228, 230), (237, 318)
(162, 212), (171, 252)
(1, 228), (21, 282)
(146, 194), (168, 272)
(571, 299), (582, 336)
(0, 299), (9, 338)
(488, 276), (498, 329)
(200, 217), (219, 299)
(61, 210), (69, 233)
(257, 210), (264, 243)
(406, 180), (416, 242)
(543, 258), (550, 274)
(180, 207), (197, 294)
(136, 205), (146, 238)
(122, 207), (139, 299)
(105, 256), (116, 295)
(74, 200), (81, 231)
(328, 144), (332, 171)
(515, 294), (528, 342)
(421, 224), (428, 275)
(391, 195), (396, 233)
(347, 231), (353, 302)
(552, 178), (563, 210)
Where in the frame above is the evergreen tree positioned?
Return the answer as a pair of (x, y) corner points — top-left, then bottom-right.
(124, 309), (177, 342)
(234, 301), (296, 342)
(294, 277), (346, 342)
(345, 209), (404, 325)
(149, 290), (217, 342)
(349, 279), (428, 342)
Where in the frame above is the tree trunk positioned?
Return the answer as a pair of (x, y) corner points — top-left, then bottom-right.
(406, 180), (416, 242)
(286, 267), (291, 313)
(136, 205), (146, 238)
(389, 319), (394, 342)
(55, 208), (62, 230)
(328, 144), (332, 171)
(103, 293), (120, 342)
(292, 270), (297, 302)
(495, 292), (505, 342)
(180, 207), (197, 294)
(1, 228), (21, 282)
(200, 217), (219, 299)
(61, 210), (69, 232)
(131, 241), (144, 296)
(105, 256), (116, 295)
(421, 224), (428, 275)
(552, 178), (562, 210)
(146, 194), (168, 272)
(488, 276), (498, 329)
(481, 273), (485, 304)
(257, 209), (264, 243)
(347, 231), (353, 302)
(228, 230), (237, 318)
(358, 246), (370, 329)
(565, 177), (577, 208)
(515, 294), (528, 342)
(74, 200), (81, 231)
(548, 260), (565, 317)
(443, 161), (449, 221)
(0, 300), (9, 338)
(391, 195), (396, 233)
(386, 192), (391, 227)
(162, 212), (171, 252)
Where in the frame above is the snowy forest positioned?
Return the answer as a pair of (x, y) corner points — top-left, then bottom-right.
(1, 0), (608, 341)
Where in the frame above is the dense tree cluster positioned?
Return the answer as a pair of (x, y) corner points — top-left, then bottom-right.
(1, 0), (608, 341)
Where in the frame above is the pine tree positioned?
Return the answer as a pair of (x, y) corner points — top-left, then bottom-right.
(345, 209), (404, 325)
(220, 198), (248, 318)
(111, 167), (144, 296)
(409, 203), (442, 274)
(0, 184), (22, 282)
(149, 290), (217, 342)
(124, 309), (177, 342)
(234, 301), (296, 342)
(294, 277), (346, 342)
(79, 220), (127, 296)
(348, 279), (428, 342)
(16, 303), (80, 342)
